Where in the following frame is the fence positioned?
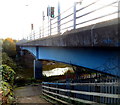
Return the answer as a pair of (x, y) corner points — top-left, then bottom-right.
(25, 0), (119, 40)
(42, 76), (120, 105)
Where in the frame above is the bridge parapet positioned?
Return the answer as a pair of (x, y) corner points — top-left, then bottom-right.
(18, 18), (119, 47)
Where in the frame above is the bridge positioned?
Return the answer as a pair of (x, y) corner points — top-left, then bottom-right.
(17, 0), (120, 104)
(17, 18), (120, 77)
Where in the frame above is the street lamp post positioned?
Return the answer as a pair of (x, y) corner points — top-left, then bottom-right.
(73, 0), (83, 30)
(58, 0), (61, 34)
(73, 2), (77, 30)
(42, 11), (45, 37)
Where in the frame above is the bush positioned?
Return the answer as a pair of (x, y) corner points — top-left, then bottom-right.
(0, 65), (15, 104)
(2, 52), (17, 72)
(2, 65), (15, 85)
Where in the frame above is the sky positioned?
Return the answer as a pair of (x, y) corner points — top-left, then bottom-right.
(0, 0), (117, 40)
(0, 0), (75, 40)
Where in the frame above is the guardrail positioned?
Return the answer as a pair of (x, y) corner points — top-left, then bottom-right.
(25, 0), (119, 40)
(42, 78), (120, 104)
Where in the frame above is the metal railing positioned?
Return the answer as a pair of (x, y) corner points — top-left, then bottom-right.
(25, 0), (119, 41)
(42, 77), (120, 104)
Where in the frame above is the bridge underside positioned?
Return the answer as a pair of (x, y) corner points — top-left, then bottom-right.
(21, 46), (120, 77)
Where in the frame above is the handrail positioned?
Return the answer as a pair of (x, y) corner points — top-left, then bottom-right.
(42, 92), (72, 105)
(43, 89), (99, 104)
(42, 81), (119, 86)
(42, 85), (119, 98)
(76, 0), (101, 13)
(26, 0), (118, 40)
(76, 11), (118, 26)
(42, 79), (120, 104)
(76, 1), (117, 20)
(51, 12), (73, 26)
(51, 19), (73, 30)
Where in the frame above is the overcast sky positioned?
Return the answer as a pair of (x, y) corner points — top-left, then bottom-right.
(0, 0), (117, 40)
(0, 0), (75, 40)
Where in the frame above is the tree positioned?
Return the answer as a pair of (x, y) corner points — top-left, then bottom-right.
(2, 38), (17, 58)
(2, 52), (17, 71)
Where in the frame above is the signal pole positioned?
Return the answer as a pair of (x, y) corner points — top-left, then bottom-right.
(47, 6), (50, 36)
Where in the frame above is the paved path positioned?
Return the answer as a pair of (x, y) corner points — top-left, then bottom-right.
(14, 84), (52, 104)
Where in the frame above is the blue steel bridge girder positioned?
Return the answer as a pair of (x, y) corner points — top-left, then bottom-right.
(21, 46), (120, 77)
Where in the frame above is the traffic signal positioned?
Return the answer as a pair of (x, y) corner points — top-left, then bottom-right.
(51, 7), (54, 18)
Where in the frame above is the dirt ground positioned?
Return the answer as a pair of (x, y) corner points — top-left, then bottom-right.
(14, 84), (52, 104)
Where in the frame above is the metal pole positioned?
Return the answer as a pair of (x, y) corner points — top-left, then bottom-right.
(31, 30), (32, 40)
(50, 19), (51, 35)
(39, 27), (41, 38)
(48, 16), (49, 36)
(31, 32), (32, 40)
(48, 6), (50, 36)
(31, 24), (33, 40)
(42, 11), (45, 37)
(34, 60), (35, 78)
(29, 33), (31, 40)
(33, 30), (35, 40)
(73, 2), (77, 30)
(58, 0), (61, 34)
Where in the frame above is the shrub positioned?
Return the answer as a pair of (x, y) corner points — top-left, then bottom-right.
(0, 65), (15, 104)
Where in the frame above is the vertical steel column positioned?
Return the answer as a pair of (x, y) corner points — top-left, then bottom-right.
(33, 46), (42, 79)
(34, 60), (35, 78)
(58, 1), (61, 34)
(36, 46), (39, 59)
(33, 60), (42, 79)
(73, 2), (77, 30)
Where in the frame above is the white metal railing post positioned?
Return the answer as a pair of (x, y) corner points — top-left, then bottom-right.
(33, 30), (35, 40)
(118, 0), (120, 18)
(39, 28), (41, 38)
(50, 19), (51, 35)
(58, 1), (61, 34)
(29, 34), (30, 40)
(30, 33), (32, 40)
(42, 11), (45, 37)
(73, 2), (77, 30)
